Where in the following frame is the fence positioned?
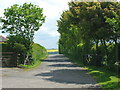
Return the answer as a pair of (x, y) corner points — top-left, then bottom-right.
(0, 52), (17, 67)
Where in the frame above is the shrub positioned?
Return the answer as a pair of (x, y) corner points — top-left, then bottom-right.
(1, 42), (8, 52)
(13, 43), (26, 54)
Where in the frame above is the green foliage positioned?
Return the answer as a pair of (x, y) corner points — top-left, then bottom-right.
(0, 3), (45, 52)
(6, 35), (31, 52)
(0, 3), (46, 65)
(1, 42), (7, 52)
(105, 12), (120, 44)
(2, 39), (27, 64)
(57, 1), (120, 73)
(1, 3), (45, 35)
(69, 56), (120, 88)
(13, 43), (26, 53)
(32, 43), (48, 63)
(19, 43), (48, 69)
(87, 66), (120, 89)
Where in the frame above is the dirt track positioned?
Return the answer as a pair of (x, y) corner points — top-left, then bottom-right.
(2, 54), (101, 88)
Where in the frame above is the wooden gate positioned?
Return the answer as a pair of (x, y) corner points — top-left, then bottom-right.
(0, 52), (17, 67)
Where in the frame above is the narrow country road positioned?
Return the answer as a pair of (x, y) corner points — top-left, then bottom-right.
(2, 54), (100, 88)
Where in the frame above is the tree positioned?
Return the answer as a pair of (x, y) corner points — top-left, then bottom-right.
(0, 3), (45, 64)
(105, 12), (120, 68)
(105, 12), (120, 44)
(57, 1), (120, 67)
(1, 3), (45, 50)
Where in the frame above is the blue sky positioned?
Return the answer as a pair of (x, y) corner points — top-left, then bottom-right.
(0, 0), (119, 49)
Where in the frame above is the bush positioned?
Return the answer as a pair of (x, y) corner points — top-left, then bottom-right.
(19, 43), (48, 69)
(32, 43), (48, 62)
(13, 43), (26, 53)
(13, 43), (27, 64)
(1, 42), (8, 52)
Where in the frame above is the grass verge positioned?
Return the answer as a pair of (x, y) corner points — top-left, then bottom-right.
(19, 43), (48, 70)
(68, 56), (120, 89)
(86, 66), (119, 89)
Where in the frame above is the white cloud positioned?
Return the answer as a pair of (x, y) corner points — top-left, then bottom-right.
(0, 0), (70, 36)
(0, 0), (71, 18)
(1, 0), (119, 49)
(32, 0), (71, 19)
(35, 26), (60, 37)
(0, 0), (71, 48)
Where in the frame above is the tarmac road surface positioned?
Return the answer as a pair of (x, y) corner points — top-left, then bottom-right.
(2, 54), (101, 88)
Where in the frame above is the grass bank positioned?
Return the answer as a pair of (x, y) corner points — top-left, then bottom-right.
(67, 55), (120, 89)
(20, 43), (48, 70)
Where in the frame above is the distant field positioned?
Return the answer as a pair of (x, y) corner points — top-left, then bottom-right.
(47, 49), (58, 52)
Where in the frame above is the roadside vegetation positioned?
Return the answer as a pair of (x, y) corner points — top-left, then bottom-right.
(69, 56), (120, 89)
(57, 1), (120, 89)
(87, 67), (119, 89)
(1, 3), (47, 68)
(19, 43), (48, 69)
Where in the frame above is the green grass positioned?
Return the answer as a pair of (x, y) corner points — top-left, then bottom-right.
(19, 60), (42, 70)
(67, 55), (120, 89)
(87, 66), (120, 89)
(19, 43), (48, 70)
(32, 43), (48, 60)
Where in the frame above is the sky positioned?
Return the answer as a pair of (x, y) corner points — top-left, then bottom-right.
(0, 0), (71, 49)
(0, 0), (120, 49)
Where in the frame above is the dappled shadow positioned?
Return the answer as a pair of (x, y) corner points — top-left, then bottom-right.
(88, 70), (120, 88)
(49, 54), (66, 58)
(35, 69), (96, 84)
(49, 64), (79, 68)
(88, 68), (119, 83)
(43, 54), (70, 63)
(89, 71), (111, 82)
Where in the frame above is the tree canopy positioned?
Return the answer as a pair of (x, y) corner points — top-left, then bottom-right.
(1, 3), (45, 50)
(0, 3), (46, 64)
(57, 1), (120, 70)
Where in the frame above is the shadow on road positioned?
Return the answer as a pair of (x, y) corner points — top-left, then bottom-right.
(35, 54), (97, 85)
(48, 64), (79, 67)
(48, 54), (65, 58)
(43, 54), (70, 63)
(43, 59), (70, 63)
(35, 69), (96, 84)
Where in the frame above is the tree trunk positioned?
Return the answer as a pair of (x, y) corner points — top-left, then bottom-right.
(95, 39), (101, 66)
